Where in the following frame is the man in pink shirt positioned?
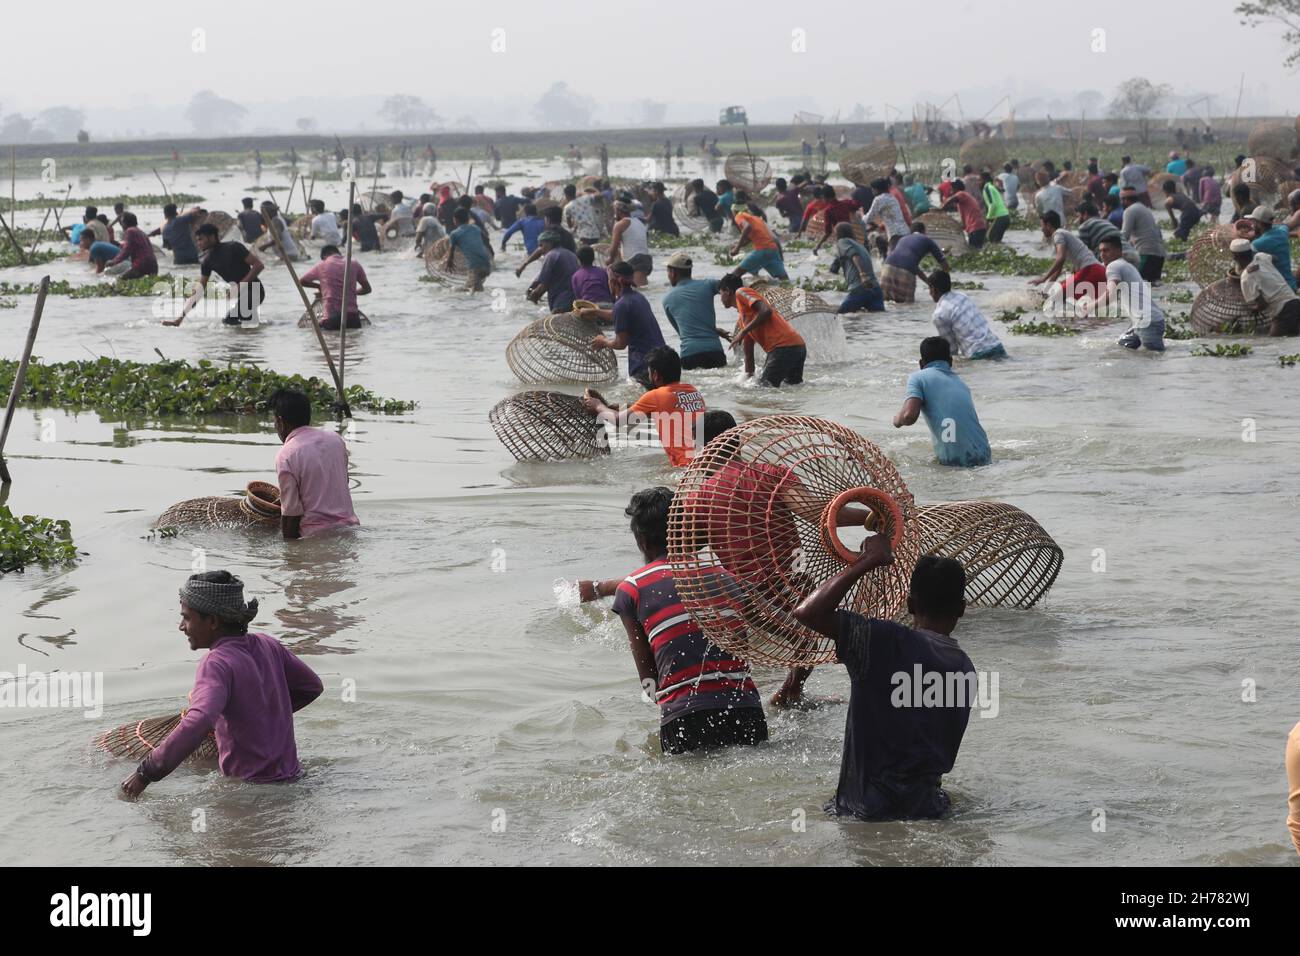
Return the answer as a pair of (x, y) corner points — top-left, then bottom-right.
(272, 389), (361, 539)
(300, 245), (371, 331)
(120, 571), (323, 795)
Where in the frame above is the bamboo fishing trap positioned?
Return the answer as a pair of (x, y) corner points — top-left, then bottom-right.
(155, 481), (281, 531)
(748, 282), (846, 364)
(193, 210), (235, 240)
(1190, 276), (1262, 335)
(506, 313), (619, 386)
(424, 236), (471, 283)
(298, 308), (371, 328)
(488, 390), (610, 462)
(916, 501), (1062, 609)
(95, 709), (219, 763)
(667, 416), (920, 668)
(915, 211), (968, 255)
(1247, 121), (1299, 162)
(958, 138), (1006, 173)
(838, 143), (898, 187)
(724, 153), (773, 194)
(1187, 225), (1237, 288)
(804, 209), (866, 243)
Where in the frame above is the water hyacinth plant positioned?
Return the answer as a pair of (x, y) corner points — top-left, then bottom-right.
(0, 505), (78, 575)
(0, 358), (418, 417)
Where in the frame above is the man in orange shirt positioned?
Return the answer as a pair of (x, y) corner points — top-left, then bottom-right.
(729, 202), (789, 280)
(580, 346), (706, 467)
(720, 274), (806, 387)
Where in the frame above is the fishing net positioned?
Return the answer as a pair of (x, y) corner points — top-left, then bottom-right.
(1187, 225), (1237, 288)
(488, 390), (610, 462)
(424, 236), (471, 283)
(95, 710), (219, 763)
(916, 501), (1062, 609)
(838, 143), (897, 186)
(958, 138), (1006, 173)
(724, 153), (773, 194)
(291, 213), (314, 240)
(298, 308), (371, 328)
(1190, 276), (1263, 334)
(156, 481), (281, 531)
(506, 313), (619, 385)
(193, 210), (235, 240)
(915, 211), (968, 255)
(667, 416), (920, 668)
(749, 282), (846, 364)
(1246, 121), (1298, 162)
(804, 209), (866, 243)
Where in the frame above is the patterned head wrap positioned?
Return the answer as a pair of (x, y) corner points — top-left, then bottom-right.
(179, 572), (259, 625)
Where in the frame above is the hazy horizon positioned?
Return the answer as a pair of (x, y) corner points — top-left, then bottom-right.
(1, 0), (1296, 140)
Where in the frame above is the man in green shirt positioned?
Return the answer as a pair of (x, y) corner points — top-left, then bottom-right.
(981, 170), (1010, 243)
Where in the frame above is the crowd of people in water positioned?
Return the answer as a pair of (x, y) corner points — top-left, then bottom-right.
(64, 138), (1298, 843)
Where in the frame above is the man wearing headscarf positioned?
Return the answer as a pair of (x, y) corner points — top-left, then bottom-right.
(120, 571), (323, 796)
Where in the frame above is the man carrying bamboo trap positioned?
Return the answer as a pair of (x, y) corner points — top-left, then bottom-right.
(163, 222), (265, 327)
(119, 571), (324, 797)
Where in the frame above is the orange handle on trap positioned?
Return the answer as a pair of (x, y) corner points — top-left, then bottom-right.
(820, 487), (905, 564)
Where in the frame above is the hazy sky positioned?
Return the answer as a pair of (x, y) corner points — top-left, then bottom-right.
(3, 0), (1296, 128)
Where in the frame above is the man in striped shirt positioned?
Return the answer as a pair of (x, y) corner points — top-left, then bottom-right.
(580, 487), (767, 754)
(928, 272), (1005, 359)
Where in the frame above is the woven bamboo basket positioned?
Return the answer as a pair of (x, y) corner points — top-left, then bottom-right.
(671, 183), (710, 233)
(1147, 172), (1179, 196)
(916, 501), (1062, 609)
(488, 390), (610, 462)
(156, 481), (281, 530)
(1246, 121), (1298, 161)
(1190, 276), (1263, 335)
(193, 210), (235, 240)
(838, 143), (897, 186)
(1058, 170), (1090, 190)
(724, 153), (773, 194)
(506, 313), (619, 385)
(424, 236), (470, 283)
(667, 416), (920, 668)
(1061, 185), (1090, 217)
(804, 209), (866, 243)
(95, 710), (218, 763)
(915, 211), (968, 255)
(747, 282), (845, 364)
(748, 281), (834, 320)
(1273, 179), (1300, 210)
(298, 309), (371, 328)
(291, 213), (314, 240)
(1231, 157), (1295, 197)
(959, 138), (1006, 173)
(1187, 225), (1237, 288)
(431, 180), (466, 199)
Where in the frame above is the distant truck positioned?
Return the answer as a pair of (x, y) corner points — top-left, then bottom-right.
(719, 106), (748, 127)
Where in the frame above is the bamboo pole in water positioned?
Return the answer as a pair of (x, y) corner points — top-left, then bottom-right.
(339, 180), (356, 408)
(0, 276), (50, 484)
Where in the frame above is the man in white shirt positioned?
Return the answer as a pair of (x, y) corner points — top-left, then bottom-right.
(1084, 234), (1166, 351)
(308, 200), (343, 245)
(1232, 238), (1300, 336)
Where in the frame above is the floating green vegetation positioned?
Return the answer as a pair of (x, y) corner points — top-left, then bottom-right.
(648, 232), (700, 249)
(1009, 320), (1078, 336)
(0, 276), (179, 298)
(712, 251), (737, 266)
(1164, 312), (1198, 340)
(1279, 354), (1300, 367)
(792, 275), (847, 293)
(950, 280), (986, 290)
(996, 307), (1027, 322)
(0, 505), (78, 575)
(949, 244), (1053, 276)
(0, 246), (64, 269)
(0, 296), (15, 309)
(5, 193), (204, 212)
(1160, 258), (1189, 283)
(1190, 343), (1251, 357)
(0, 357), (418, 417)
(1163, 288), (1194, 303)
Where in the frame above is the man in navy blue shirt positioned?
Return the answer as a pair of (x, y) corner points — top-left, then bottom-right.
(589, 261), (666, 389)
(794, 537), (976, 820)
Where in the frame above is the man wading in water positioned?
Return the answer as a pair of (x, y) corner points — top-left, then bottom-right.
(272, 389), (360, 539)
(120, 571), (324, 796)
(165, 222), (265, 326)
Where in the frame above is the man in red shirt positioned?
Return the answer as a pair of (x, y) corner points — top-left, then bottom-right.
(939, 180), (988, 249)
(300, 245), (372, 330)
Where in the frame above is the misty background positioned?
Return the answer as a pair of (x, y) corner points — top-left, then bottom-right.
(1, 0), (1296, 142)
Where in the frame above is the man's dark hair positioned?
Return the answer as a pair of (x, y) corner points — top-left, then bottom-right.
(84, 205), (98, 219)
(951, 179), (966, 193)
(495, 183), (506, 195)
(645, 346), (682, 384)
(163, 203), (178, 218)
(1162, 179), (1177, 194)
(929, 271), (952, 294)
(702, 409), (737, 445)
(1121, 155), (1132, 165)
(242, 197), (254, 209)
(909, 555), (966, 617)
(1231, 182), (1251, 203)
(310, 199), (325, 214)
(962, 163), (973, 175)
(1040, 210), (1061, 229)
(456, 195), (473, 209)
(1077, 201), (1098, 218)
(716, 179), (731, 193)
(911, 220), (926, 234)
(270, 388), (312, 428)
(523, 203), (538, 217)
(320, 244), (340, 258)
(1098, 234), (1122, 250)
(576, 244), (595, 266)
(563, 184), (577, 199)
(389, 190), (403, 202)
(920, 336), (952, 366)
(454, 208), (470, 224)
(719, 273), (744, 293)
(625, 487), (673, 556)
(1003, 162), (1013, 173)
(775, 177), (788, 191)
(121, 212), (138, 228)
(870, 177), (891, 193)
(195, 222), (219, 239)
(544, 206), (563, 225)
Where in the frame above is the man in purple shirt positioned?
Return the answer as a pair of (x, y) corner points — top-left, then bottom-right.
(526, 231), (580, 314)
(589, 261), (666, 389)
(120, 571), (323, 796)
(571, 244), (613, 307)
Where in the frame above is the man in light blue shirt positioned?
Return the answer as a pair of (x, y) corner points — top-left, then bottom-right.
(501, 203), (545, 254)
(893, 337), (991, 467)
(661, 252), (729, 369)
(1246, 206), (1296, 291)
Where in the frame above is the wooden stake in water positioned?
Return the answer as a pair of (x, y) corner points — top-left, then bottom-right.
(0, 275), (50, 484)
(151, 166), (173, 205)
(258, 208), (350, 417)
(0, 209), (28, 265)
(282, 172), (299, 218)
(339, 180), (356, 414)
